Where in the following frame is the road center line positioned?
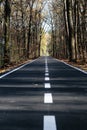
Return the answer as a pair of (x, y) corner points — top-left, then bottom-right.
(44, 93), (53, 103)
(45, 77), (50, 81)
(45, 58), (47, 64)
(44, 116), (57, 130)
(45, 68), (48, 71)
(45, 58), (49, 73)
(45, 83), (51, 88)
(45, 70), (49, 73)
(45, 73), (49, 76)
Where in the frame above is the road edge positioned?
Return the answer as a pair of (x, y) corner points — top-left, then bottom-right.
(0, 58), (39, 79)
(55, 58), (87, 75)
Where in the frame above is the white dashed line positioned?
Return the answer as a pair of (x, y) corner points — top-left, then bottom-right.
(45, 67), (48, 70)
(45, 69), (48, 71)
(45, 70), (49, 73)
(45, 73), (49, 76)
(44, 116), (57, 130)
(44, 93), (53, 103)
(44, 58), (57, 130)
(45, 77), (50, 81)
(45, 83), (51, 89)
(45, 58), (49, 73)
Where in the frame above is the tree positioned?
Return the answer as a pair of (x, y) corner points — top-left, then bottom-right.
(4, 0), (11, 65)
(48, 0), (87, 62)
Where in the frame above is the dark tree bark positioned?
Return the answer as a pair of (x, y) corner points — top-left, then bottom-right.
(4, 0), (11, 65)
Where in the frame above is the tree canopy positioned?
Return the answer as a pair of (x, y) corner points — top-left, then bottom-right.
(0, 0), (87, 67)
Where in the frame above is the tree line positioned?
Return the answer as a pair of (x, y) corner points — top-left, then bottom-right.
(49, 0), (87, 62)
(0, 0), (45, 67)
(0, 0), (87, 67)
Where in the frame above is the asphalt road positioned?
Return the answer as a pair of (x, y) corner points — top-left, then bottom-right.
(0, 56), (87, 130)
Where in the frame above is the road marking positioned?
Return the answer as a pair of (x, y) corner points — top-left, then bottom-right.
(45, 58), (47, 64)
(45, 69), (48, 72)
(45, 83), (51, 88)
(45, 73), (49, 76)
(45, 68), (48, 71)
(45, 64), (48, 67)
(44, 58), (57, 130)
(44, 116), (57, 130)
(45, 58), (49, 73)
(44, 93), (53, 103)
(45, 66), (48, 68)
(45, 70), (49, 73)
(45, 77), (50, 81)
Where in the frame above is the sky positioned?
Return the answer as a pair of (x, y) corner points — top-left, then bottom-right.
(42, 0), (52, 32)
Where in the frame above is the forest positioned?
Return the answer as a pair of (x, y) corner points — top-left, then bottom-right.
(0, 0), (87, 68)
(49, 0), (87, 62)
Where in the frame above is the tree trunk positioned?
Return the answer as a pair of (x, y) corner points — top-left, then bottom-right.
(4, 0), (11, 65)
(66, 0), (76, 61)
(27, 7), (32, 59)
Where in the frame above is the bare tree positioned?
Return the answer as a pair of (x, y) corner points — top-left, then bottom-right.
(48, 0), (87, 63)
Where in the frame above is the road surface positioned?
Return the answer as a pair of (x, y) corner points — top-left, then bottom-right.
(0, 56), (87, 130)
